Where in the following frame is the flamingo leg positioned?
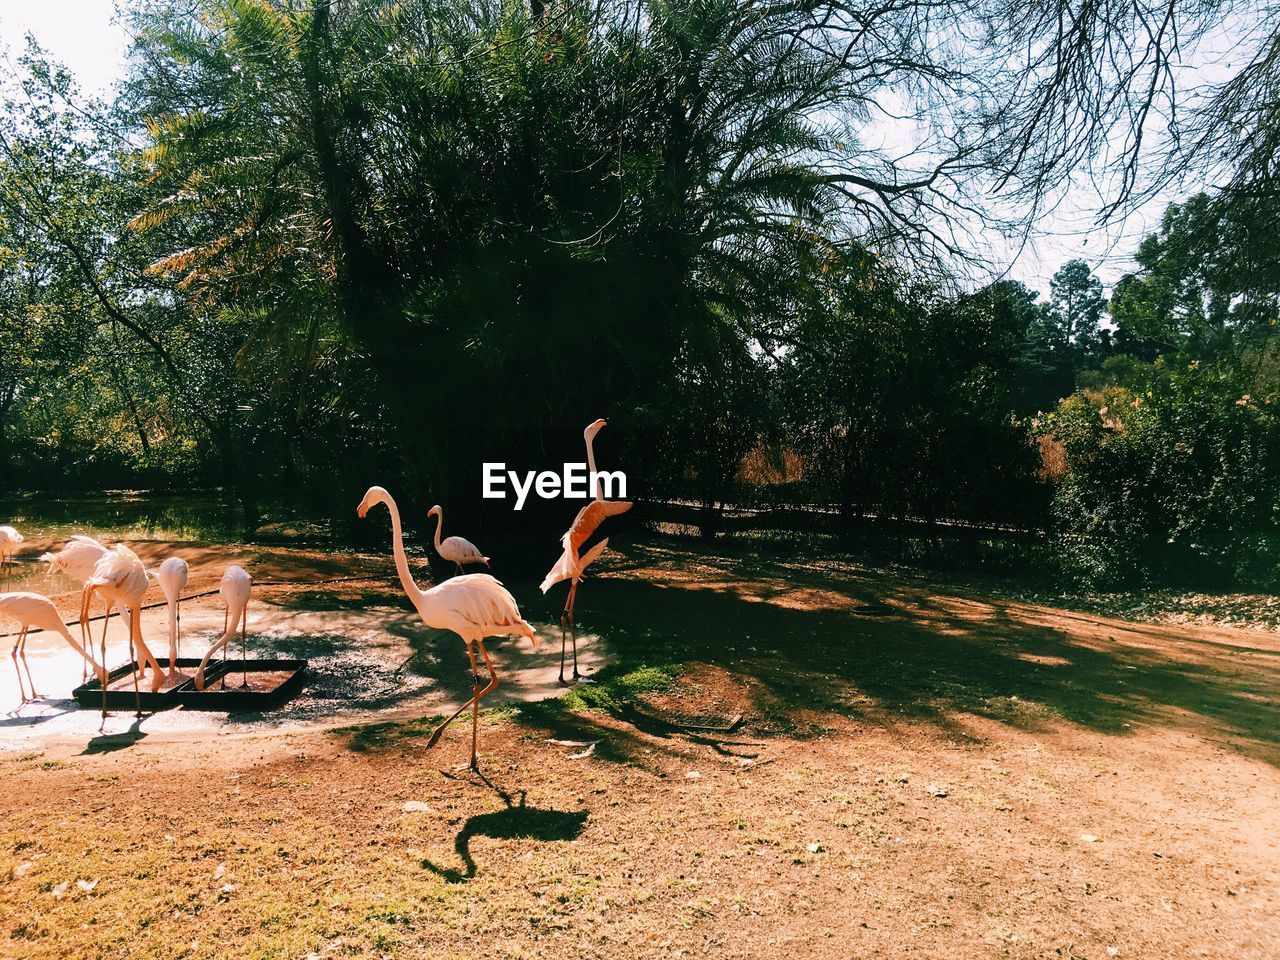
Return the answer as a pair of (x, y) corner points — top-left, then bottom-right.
(558, 580), (578, 687)
(128, 608), (165, 694)
(470, 640), (500, 771)
(17, 626), (38, 701)
(128, 617), (142, 718)
(469, 646), (481, 770)
(220, 605), (229, 689)
(11, 627), (29, 705)
(239, 604), (250, 689)
(566, 580), (583, 682)
(78, 588), (90, 684)
(425, 639), (500, 753)
(97, 594), (109, 720)
(558, 611), (568, 687)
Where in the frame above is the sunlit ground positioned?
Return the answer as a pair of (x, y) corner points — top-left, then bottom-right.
(0, 524), (1277, 958)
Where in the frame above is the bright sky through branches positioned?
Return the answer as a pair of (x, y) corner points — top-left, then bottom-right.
(0, 0), (1231, 299)
(0, 1), (126, 97)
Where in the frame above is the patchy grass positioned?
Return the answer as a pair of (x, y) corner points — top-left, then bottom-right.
(555, 662), (680, 713)
(1000, 584), (1280, 632)
(332, 715), (444, 752)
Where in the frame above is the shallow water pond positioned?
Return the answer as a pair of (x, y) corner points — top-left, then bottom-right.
(0, 489), (247, 543)
(0, 489), (343, 593)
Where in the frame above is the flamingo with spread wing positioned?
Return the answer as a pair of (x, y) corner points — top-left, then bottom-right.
(541, 419), (631, 685)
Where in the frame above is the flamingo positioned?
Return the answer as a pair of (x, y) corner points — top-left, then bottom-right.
(40, 535), (117, 681)
(358, 486), (537, 771)
(0, 592), (107, 707)
(155, 556), (190, 682)
(0, 525), (23, 586)
(429, 504), (490, 577)
(195, 565), (251, 691)
(541, 418), (632, 685)
(84, 544), (165, 717)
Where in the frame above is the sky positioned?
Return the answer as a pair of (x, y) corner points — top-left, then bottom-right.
(0, 1), (127, 98)
(0, 0), (1197, 299)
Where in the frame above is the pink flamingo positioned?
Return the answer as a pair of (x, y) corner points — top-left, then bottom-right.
(84, 544), (165, 717)
(429, 504), (490, 577)
(0, 592), (106, 707)
(0, 525), (24, 586)
(41, 535), (111, 680)
(195, 565), (251, 691)
(358, 486), (537, 771)
(156, 556), (190, 682)
(541, 418), (632, 685)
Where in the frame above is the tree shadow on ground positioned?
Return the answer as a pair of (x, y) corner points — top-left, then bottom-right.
(419, 772), (588, 882)
(526, 538), (1280, 767)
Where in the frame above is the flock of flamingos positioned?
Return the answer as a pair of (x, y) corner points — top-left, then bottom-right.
(0, 419), (631, 769)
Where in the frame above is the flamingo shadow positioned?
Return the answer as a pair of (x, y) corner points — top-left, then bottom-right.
(0, 704), (74, 727)
(420, 775), (587, 883)
(81, 718), (147, 754)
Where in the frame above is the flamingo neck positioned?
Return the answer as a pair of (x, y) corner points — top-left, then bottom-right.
(586, 431), (601, 501)
(129, 603), (161, 672)
(432, 509), (444, 553)
(55, 621), (105, 682)
(167, 599), (179, 653)
(384, 495), (427, 612)
(195, 600), (242, 683)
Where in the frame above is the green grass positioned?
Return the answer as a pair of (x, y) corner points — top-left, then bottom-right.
(331, 715), (444, 752)
(329, 637), (682, 755)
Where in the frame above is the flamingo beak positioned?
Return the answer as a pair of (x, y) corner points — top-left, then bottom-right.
(357, 501), (369, 519)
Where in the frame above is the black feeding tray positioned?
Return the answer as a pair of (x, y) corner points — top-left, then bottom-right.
(73, 657), (307, 712)
(175, 658), (307, 711)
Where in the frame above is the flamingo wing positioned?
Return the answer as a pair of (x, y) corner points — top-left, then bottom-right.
(563, 499), (632, 555)
(541, 500), (632, 593)
(434, 574), (535, 641)
(440, 536), (488, 565)
(43, 537), (109, 582)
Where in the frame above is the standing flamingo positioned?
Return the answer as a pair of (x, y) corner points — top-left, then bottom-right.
(358, 486), (537, 771)
(195, 565), (251, 691)
(41, 535), (110, 681)
(541, 419), (632, 685)
(429, 504), (490, 577)
(0, 525), (23, 587)
(156, 556), (190, 682)
(84, 545), (164, 717)
(0, 592), (106, 707)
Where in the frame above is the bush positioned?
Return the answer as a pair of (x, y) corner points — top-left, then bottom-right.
(1043, 358), (1280, 588)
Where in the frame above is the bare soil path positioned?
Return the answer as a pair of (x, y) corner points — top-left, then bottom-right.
(1, 537), (1276, 959)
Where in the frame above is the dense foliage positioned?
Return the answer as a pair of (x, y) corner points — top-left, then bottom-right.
(1, 0), (1278, 588)
(1041, 192), (1280, 588)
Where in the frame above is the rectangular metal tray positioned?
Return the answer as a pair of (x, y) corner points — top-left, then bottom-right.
(174, 658), (307, 711)
(73, 657), (307, 712)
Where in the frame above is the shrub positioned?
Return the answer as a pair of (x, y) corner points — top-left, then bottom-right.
(1043, 358), (1280, 588)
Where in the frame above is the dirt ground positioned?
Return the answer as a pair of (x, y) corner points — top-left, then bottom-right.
(1, 535), (1277, 959)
